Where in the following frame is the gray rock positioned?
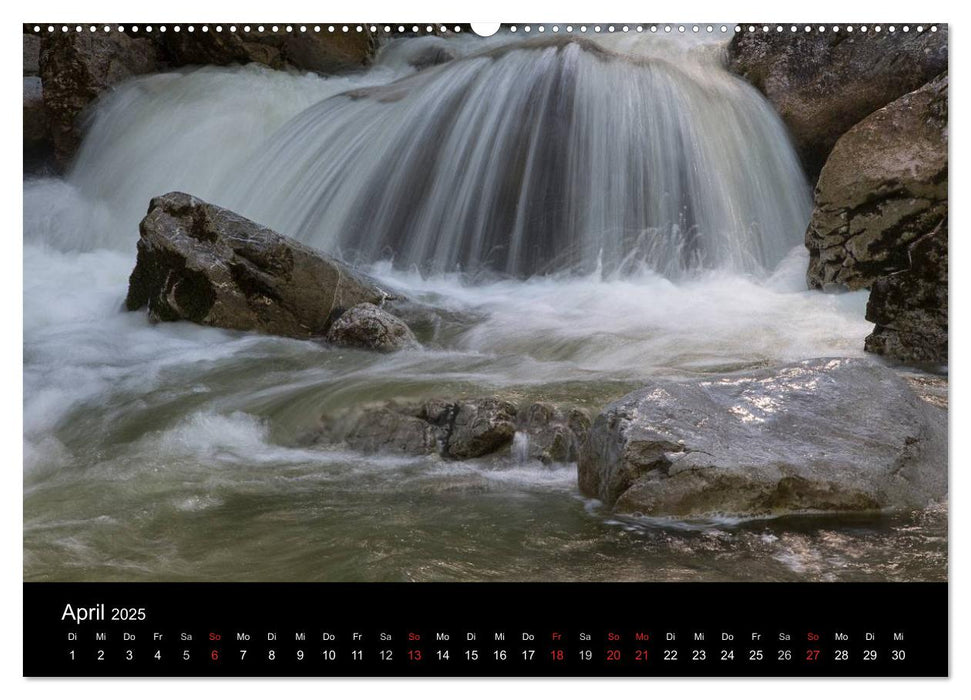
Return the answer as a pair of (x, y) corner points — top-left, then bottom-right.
(343, 407), (439, 455)
(806, 75), (947, 292)
(515, 402), (591, 464)
(334, 398), (589, 462)
(24, 33), (40, 75)
(727, 28), (947, 182)
(23, 77), (48, 146)
(447, 398), (518, 459)
(126, 192), (389, 339)
(326, 302), (419, 353)
(406, 41), (458, 70)
(578, 358), (947, 519)
(39, 32), (159, 167)
(865, 220), (948, 365)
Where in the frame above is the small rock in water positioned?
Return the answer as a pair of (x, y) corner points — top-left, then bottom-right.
(446, 398), (518, 459)
(326, 302), (419, 353)
(331, 398), (590, 462)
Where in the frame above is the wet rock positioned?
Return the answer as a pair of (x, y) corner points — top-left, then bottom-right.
(865, 221), (948, 365)
(39, 32), (159, 166)
(162, 29), (376, 75)
(126, 192), (389, 338)
(326, 302), (419, 353)
(806, 75), (947, 291)
(343, 407), (439, 455)
(447, 398), (518, 459)
(405, 38), (458, 70)
(516, 402), (591, 464)
(578, 358), (947, 519)
(727, 28), (947, 182)
(334, 398), (589, 462)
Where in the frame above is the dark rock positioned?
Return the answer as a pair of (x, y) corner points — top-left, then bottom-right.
(334, 398), (589, 462)
(161, 28), (376, 75)
(126, 192), (389, 338)
(24, 33), (40, 75)
(805, 74), (947, 291)
(515, 402), (591, 464)
(39, 31), (159, 167)
(578, 358), (946, 519)
(403, 38), (458, 70)
(342, 407), (439, 455)
(326, 302), (419, 353)
(727, 28), (947, 182)
(447, 398), (518, 459)
(23, 77), (48, 147)
(865, 221), (948, 365)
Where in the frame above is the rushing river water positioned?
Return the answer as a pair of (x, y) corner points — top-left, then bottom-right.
(23, 32), (947, 582)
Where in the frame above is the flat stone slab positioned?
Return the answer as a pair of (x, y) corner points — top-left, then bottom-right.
(578, 358), (946, 519)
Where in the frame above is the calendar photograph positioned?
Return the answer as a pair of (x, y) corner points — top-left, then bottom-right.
(23, 21), (947, 596)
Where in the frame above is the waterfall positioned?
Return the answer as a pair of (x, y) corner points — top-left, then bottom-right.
(50, 33), (810, 278)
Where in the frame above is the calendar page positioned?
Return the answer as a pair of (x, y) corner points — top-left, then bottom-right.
(22, 20), (948, 678)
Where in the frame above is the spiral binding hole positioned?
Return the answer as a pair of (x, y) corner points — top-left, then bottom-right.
(32, 23), (943, 36)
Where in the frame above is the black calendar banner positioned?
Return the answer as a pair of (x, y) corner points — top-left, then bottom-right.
(24, 582), (947, 677)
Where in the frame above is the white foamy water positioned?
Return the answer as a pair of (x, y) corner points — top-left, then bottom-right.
(23, 32), (936, 584)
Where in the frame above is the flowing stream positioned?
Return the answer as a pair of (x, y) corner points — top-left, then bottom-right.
(23, 32), (946, 582)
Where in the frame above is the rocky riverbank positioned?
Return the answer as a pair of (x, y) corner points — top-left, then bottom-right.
(26, 29), (949, 532)
(24, 27), (377, 169)
(119, 191), (947, 521)
(729, 28), (948, 366)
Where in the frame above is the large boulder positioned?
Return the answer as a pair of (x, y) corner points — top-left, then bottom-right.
(39, 32), (159, 166)
(326, 302), (419, 353)
(865, 220), (948, 365)
(727, 28), (947, 182)
(23, 77), (49, 150)
(24, 33), (40, 75)
(161, 28), (376, 74)
(125, 192), (390, 339)
(578, 358), (946, 519)
(805, 74), (948, 291)
(330, 398), (589, 462)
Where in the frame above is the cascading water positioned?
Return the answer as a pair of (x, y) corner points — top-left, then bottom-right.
(228, 37), (810, 276)
(53, 33), (810, 277)
(24, 32), (933, 584)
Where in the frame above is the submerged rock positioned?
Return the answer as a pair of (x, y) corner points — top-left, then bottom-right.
(727, 28), (947, 182)
(326, 302), (419, 353)
(806, 75), (947, 292)
(332, 398), (590, 462)
(578, 358), (946, 519)
(126, 192), (389, 339)
(342, 407), (439, 455)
